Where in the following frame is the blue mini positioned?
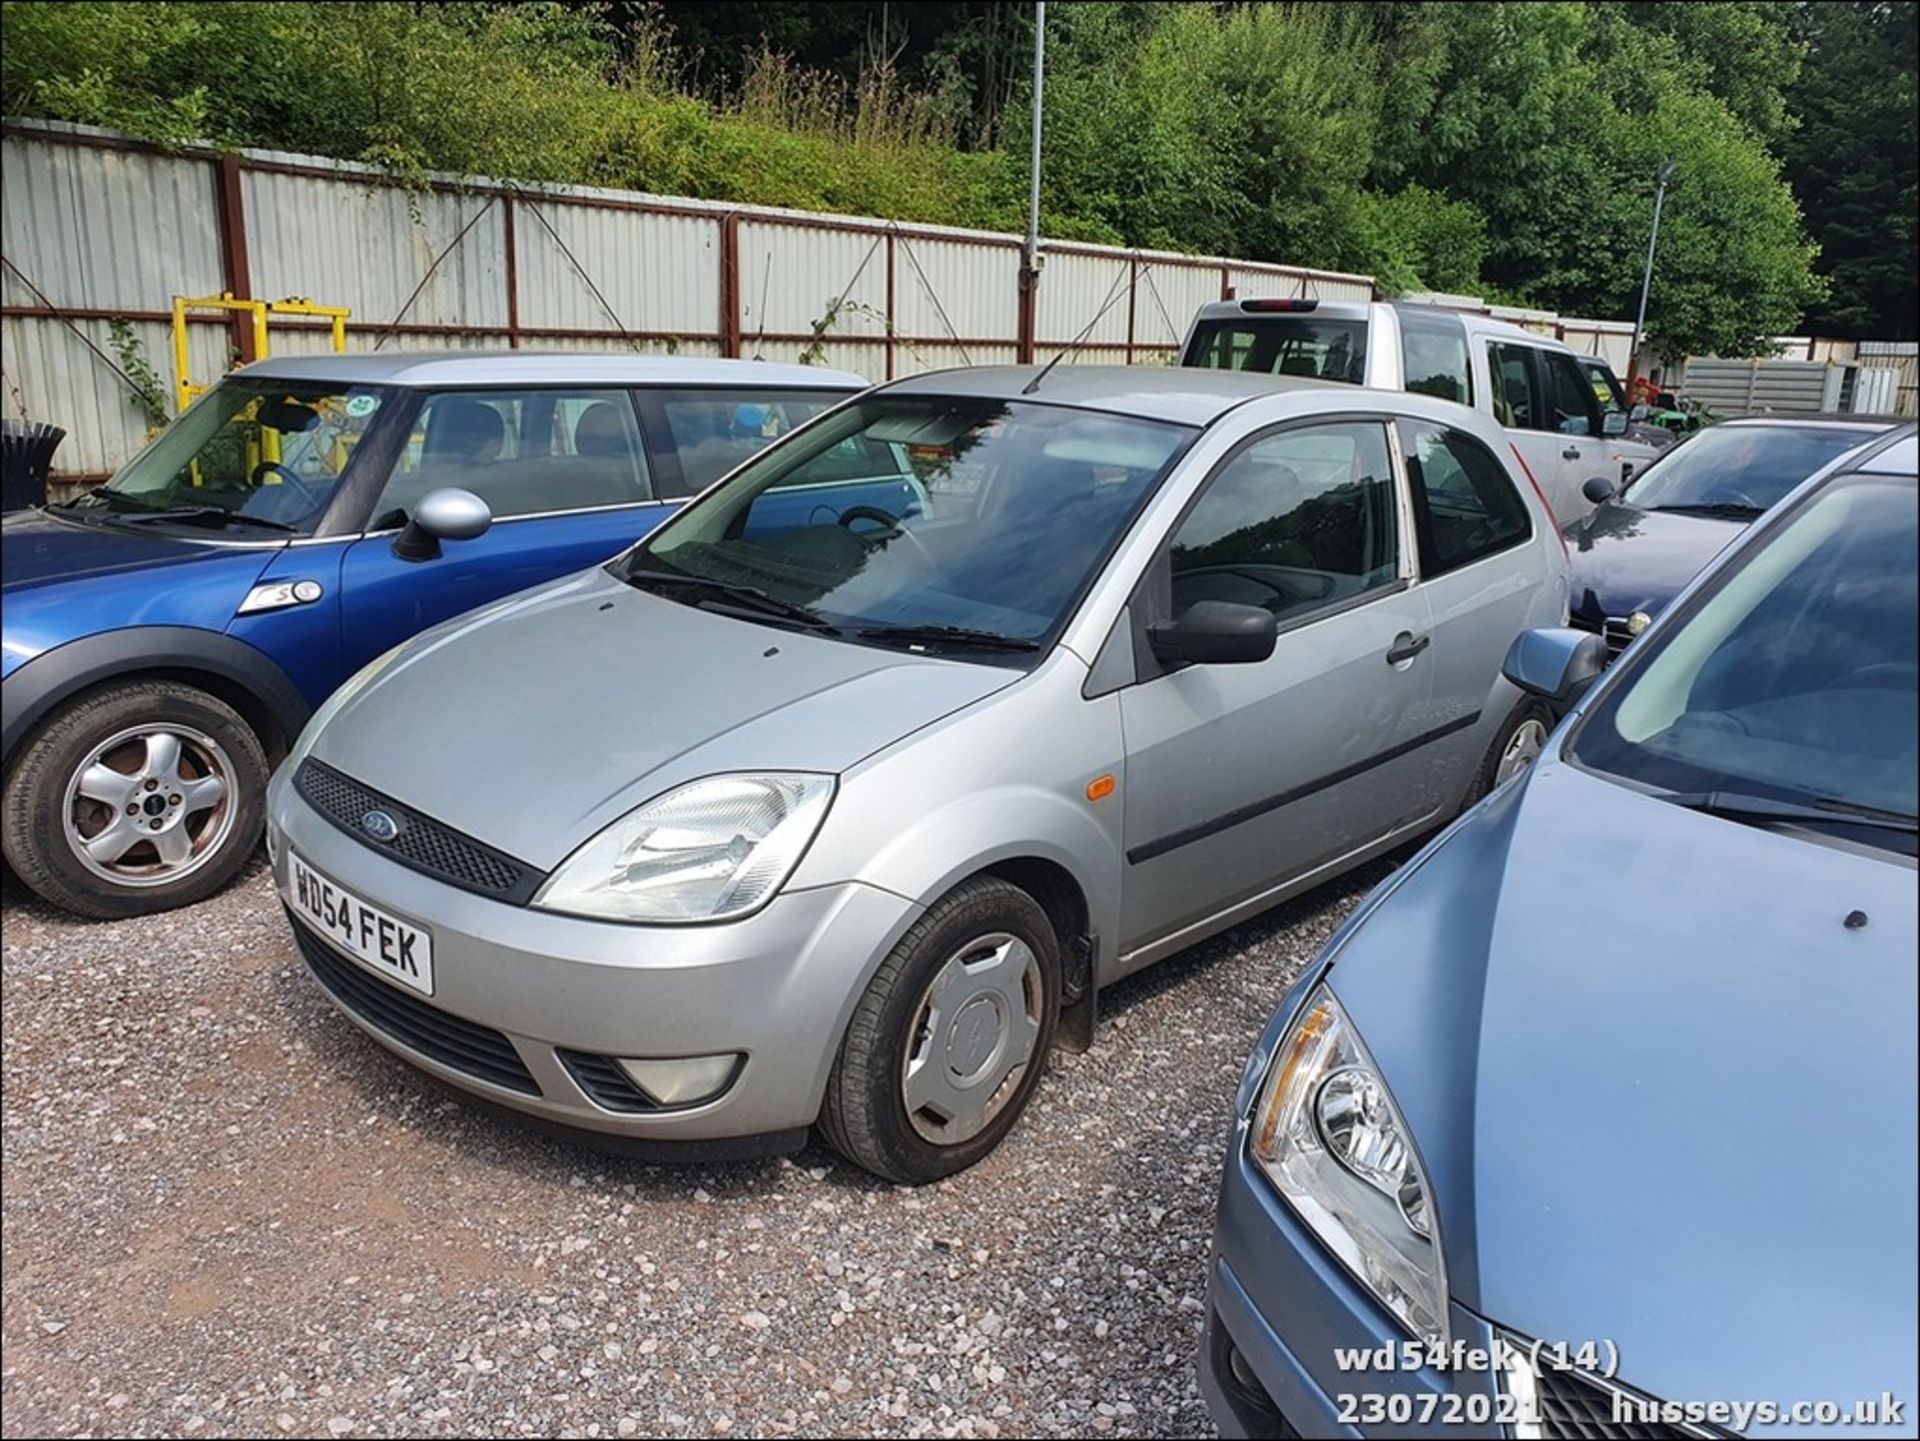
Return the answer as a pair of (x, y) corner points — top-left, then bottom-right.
(2, 352), (876, 918)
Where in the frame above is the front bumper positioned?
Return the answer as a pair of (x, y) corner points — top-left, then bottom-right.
(267, 769), (922, 1148)
(1201, 1137), (1503, 1439)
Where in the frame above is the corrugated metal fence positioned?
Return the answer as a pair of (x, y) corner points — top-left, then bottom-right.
(4, 118), (1383, 480)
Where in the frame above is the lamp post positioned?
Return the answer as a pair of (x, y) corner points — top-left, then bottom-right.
(1629, 159), (1676, 381)
(1018, 1), (1046, 362)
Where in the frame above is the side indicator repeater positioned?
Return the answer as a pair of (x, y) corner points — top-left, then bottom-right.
(1086, 774), (1116, 802)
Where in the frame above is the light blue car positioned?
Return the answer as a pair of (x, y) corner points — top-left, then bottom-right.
(1203, 425), (1916, 1437)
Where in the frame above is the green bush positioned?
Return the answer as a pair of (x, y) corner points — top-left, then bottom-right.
(0, 0), (1836, 350)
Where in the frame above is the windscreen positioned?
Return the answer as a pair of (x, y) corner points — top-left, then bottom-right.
(1624, 423), (1880, 515)
(1183, 318), (1368, 385)
(1570, 472), (1917, 850)
(71, 377), (388, 535)
(622, 396), (1193, 657)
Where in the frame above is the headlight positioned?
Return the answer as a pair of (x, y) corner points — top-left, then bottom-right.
(1248, 987), (1448, 1347)
(532, 773), (834, 923)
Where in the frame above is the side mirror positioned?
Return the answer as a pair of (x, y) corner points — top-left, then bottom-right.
(393, 487), (492, 562)
(1628, 403), (1650, 423)
(1502, 628), (1610, 706)
(1148, 600), (1277, 666)
(1601, 410), (1628, 438)
(1581, 475), (1618, 505)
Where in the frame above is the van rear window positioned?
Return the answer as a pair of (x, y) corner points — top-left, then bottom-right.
(1182, 319), (1368, 385)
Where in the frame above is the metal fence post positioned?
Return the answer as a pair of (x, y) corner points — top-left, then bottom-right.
(213, 153), (256, 364)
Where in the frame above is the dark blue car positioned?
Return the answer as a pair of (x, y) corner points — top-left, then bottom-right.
(1202, 426), (1917, 1437)
(1564, 415), (1894, 655)
(1, 353), (876, 917)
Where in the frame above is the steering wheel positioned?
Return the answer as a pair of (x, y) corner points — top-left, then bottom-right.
(837, 504), (936, 568)
(1712, 487), (1763, 511)
(250, 460), (323, 513)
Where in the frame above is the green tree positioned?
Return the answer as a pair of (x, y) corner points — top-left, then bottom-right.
(1783, 1), (1919, 338)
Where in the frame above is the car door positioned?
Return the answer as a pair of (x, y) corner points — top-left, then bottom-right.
(1397, 417), (1549, 810)
(337, 386), (672, 673)
(1117, 419), (1437, 953)
(1539, 347), (1614, 507)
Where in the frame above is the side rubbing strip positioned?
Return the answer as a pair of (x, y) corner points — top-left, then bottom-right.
(1125, 711), (1482, 864)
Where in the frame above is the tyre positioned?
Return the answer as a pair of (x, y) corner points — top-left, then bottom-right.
(1468, 697), (1555, 806)
(3, 680), (268, 919)
(820, 876), (1061, 1184)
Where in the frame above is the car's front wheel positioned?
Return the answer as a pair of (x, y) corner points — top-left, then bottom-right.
(3, 680), (268, 919)
(820, 876), (1061, 1183)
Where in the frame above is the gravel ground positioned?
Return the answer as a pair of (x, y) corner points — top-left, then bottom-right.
(1, 854), (1392, 1439)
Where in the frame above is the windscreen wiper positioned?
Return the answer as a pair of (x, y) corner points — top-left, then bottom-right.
(1646, 501), (1764, 520)
(1660, 789), (1918, 834)
(623, 567), (837, 631)
(112, 506), (302, 534)
(855, 623), (1040, 653)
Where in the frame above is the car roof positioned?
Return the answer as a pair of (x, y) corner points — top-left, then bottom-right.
(234, 351), (869, 391)
(1846, 427), (1918, 478)
(1184, 298), (1578, 352)
(876, 364), (1339, 426)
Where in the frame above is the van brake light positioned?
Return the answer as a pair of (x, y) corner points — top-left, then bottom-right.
(1239, 298), (1320, 313)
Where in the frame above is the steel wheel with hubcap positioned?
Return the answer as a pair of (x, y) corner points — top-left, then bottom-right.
(902, 931), (1044, 1146)
(4, 679), (269, 919)
(1494, 716), (1550, 786)
(822, 876), (1061, 1183)
(1469, 698), (1557, 806)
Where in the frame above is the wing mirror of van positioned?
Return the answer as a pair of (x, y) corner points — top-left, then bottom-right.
(1148, 601), (1278, 666)
(1582, 475), (1619, 505)
(1502, 627), (1610, 706)
(393, 487), (493, 562)
(1602, 410), (1629, 438)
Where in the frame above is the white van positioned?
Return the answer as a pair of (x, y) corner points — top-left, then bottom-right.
(1178, 299), (1659, 525)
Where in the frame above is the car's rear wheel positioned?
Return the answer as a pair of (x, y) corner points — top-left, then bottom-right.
(3, 680), (268, 919)
(1469, 698), (1555, 806)
(820, 876), (1060, 1183)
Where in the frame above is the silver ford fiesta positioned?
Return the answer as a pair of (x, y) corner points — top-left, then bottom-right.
(268, 366), (1569, 1183)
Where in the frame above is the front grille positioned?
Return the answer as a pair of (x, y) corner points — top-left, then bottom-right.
(1504, 1335), (1724, 1440)
(292, 915), (540, 1095)
(556, 1049), (659, 1113)
(295, 759), (542, 903)
(1568, 610), (1633, 655)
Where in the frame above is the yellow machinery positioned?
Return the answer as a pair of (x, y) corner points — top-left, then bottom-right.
(169, 293), (351, 414)
(169, 294), (351, 483)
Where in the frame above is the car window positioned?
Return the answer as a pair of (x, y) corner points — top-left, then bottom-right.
(1399, 420), (1532, 576)
(1167, 422), (1399, 626)
(1542, 351), (1598, 436)
(1399, 312), (1472, 405)
(1570, 472), (1917, 847)
(373, 388), (651, 526)
(1624, 423), (1883, 513)
(1184, 318), (1369, 385)
(85, 377), (388, 535)
(1486, 342), (1543, 431)
(1581, 359), (1628, 421)
(655, 390), (844, 497)
(631, 397), (1191, 655)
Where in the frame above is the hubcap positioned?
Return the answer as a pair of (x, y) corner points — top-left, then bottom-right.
(61, 724), (236, 888)
(1496, 718), (1549, 786)
(902, 932), (1043, 1146)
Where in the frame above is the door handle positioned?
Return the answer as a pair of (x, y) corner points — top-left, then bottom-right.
(1562, 445), (1581, 460)
(1386, 632), (1430, 665)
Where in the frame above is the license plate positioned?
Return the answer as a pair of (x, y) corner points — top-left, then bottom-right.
(289, 852), (434, 996)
